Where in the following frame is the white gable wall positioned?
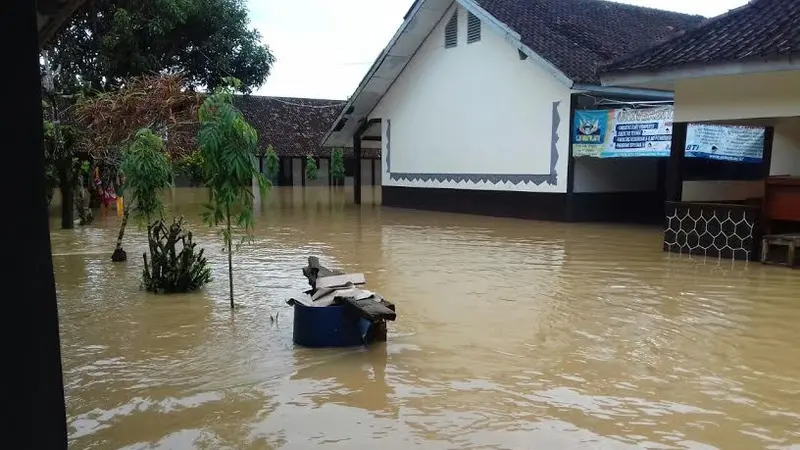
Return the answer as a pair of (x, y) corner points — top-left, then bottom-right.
(369, 3), (571, 193)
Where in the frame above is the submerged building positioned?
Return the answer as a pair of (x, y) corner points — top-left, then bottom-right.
(600, 0), (800, 260)
(236, 96), (380, 187)
(321, 0), (704, 220)
(321, 0), (800, 262)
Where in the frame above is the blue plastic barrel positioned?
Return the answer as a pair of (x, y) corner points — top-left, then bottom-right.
(292, 303), (372, 347)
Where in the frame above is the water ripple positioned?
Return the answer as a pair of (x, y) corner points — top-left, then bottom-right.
(51, 187), (800, 449)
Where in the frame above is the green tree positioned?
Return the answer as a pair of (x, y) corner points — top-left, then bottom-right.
(330, 148), (345, 185)
(305, 155), (318, 182)
(42, 51), (93, 228)
(44, 0), (274, 93)
(264, 145), (280, 184)
(112, 128), (173, 262)
(173, 150), (206, 186)
(121, 129), (173, 223)
(197, 78), (268, 308)
(42, 108), (87, 228)
(43, 0), (273, 232)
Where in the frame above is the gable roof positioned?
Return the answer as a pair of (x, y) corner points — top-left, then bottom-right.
(474, 0), (704, 84)
(236, 96), (379, 158)
(322, 0), (702, 147)
(602, 0), (800, 75)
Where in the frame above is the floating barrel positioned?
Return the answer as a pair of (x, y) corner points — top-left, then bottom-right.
(292, 303), (373, 348)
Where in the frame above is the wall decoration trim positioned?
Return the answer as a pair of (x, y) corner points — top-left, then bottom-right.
(387, 101), (561, 186)
(385, 119), (391, 174)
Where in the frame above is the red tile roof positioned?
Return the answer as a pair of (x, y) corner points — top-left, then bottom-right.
(476, 0), (704, 83)
(236, 95), (380, 158)
(602, 0), (800, 74)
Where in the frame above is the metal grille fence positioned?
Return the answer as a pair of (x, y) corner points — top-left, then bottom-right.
(663, 202), (759, 261)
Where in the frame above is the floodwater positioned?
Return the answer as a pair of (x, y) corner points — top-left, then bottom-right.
(52, 187), (800, 450)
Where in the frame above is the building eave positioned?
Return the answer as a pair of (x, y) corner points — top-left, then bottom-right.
(321, 0), (453, 148)
(601, 57), (800, 90)
(38, 0), (87, 48)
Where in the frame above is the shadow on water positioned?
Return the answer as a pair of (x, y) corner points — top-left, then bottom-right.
(51, 187), (800, 449)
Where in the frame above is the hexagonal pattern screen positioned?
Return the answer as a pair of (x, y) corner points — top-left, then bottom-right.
(663, 203), (757, 261)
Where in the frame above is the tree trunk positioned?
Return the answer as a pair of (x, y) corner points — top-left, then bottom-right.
(111, 205), (130, 262)
(258, 155), (264, 174)
(226, 207), (234, 309)
(58, 166), (74, 230)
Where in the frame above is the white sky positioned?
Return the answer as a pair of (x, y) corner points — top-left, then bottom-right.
(248, 0), (748, 99)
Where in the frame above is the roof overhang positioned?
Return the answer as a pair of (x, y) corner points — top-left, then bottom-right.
(320, 0), (453, 148)
(601, 57), (800, 90)
(321, 0), (574, 148)
(38, 0), (87, 48)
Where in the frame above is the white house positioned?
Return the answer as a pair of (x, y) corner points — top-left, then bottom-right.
(322, 0), (703, 222)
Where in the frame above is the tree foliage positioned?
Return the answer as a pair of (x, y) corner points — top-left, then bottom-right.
(330, 148), (345, 184)
(74, 74), (202, 162)
(42, 94), (93, 227)
(197, 78), (268, 308)
(44, 0), (274, 94)
(120, 128), (173, 224)
(173, 150), (206, 186)
(305, 155), (318, 181)
(264, 145), (279, 183)
(42, 117), (82, 202)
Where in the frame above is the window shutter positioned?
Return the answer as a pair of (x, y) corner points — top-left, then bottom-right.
(444, 12), (457, 48)
(467, 12), (481, 43)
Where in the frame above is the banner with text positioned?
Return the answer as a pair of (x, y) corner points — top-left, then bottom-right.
(572, 106), (674, 158)
(685, 124), (765, 163)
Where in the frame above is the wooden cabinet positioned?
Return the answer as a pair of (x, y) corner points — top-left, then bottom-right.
(763, 176), (800, 227)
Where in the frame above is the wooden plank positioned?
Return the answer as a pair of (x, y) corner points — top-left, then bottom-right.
(764, 233), (800, 239)
(301, 256), (343, 289)
(339, 296), (397, 321)
(317, 273), (366, 289)
(763, 234), (800, 247)
(380, 299), (396, 312)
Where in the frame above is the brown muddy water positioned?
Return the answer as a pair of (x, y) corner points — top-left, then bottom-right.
(51, 187), (800, 450)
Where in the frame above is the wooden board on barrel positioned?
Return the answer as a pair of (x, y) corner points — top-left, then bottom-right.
(288, 256), (396, 347)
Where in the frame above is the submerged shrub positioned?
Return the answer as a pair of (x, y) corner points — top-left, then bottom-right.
(143, 217), (211, 293)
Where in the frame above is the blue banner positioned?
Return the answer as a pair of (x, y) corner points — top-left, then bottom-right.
(573, 107), (673, 158)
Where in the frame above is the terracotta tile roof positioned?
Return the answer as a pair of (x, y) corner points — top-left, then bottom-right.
(236, 95), (380, 158)
(602, 0), (800, 74)
(475, 0), (704, 84)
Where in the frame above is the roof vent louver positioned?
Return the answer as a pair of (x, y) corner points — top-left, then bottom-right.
(467, 12), (481, 43)
(444, 12), (458, 48)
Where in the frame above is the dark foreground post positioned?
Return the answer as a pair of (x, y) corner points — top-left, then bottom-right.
(5, 2), (68, 448)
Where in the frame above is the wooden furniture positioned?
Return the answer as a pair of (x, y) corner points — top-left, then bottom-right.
(761, 234), (800, 268)
(763, 176), (800, 232)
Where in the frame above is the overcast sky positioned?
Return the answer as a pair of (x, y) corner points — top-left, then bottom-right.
(248, 0), (748, 99)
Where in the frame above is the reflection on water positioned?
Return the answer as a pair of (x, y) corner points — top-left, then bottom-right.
(53, 187), (800, 449)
